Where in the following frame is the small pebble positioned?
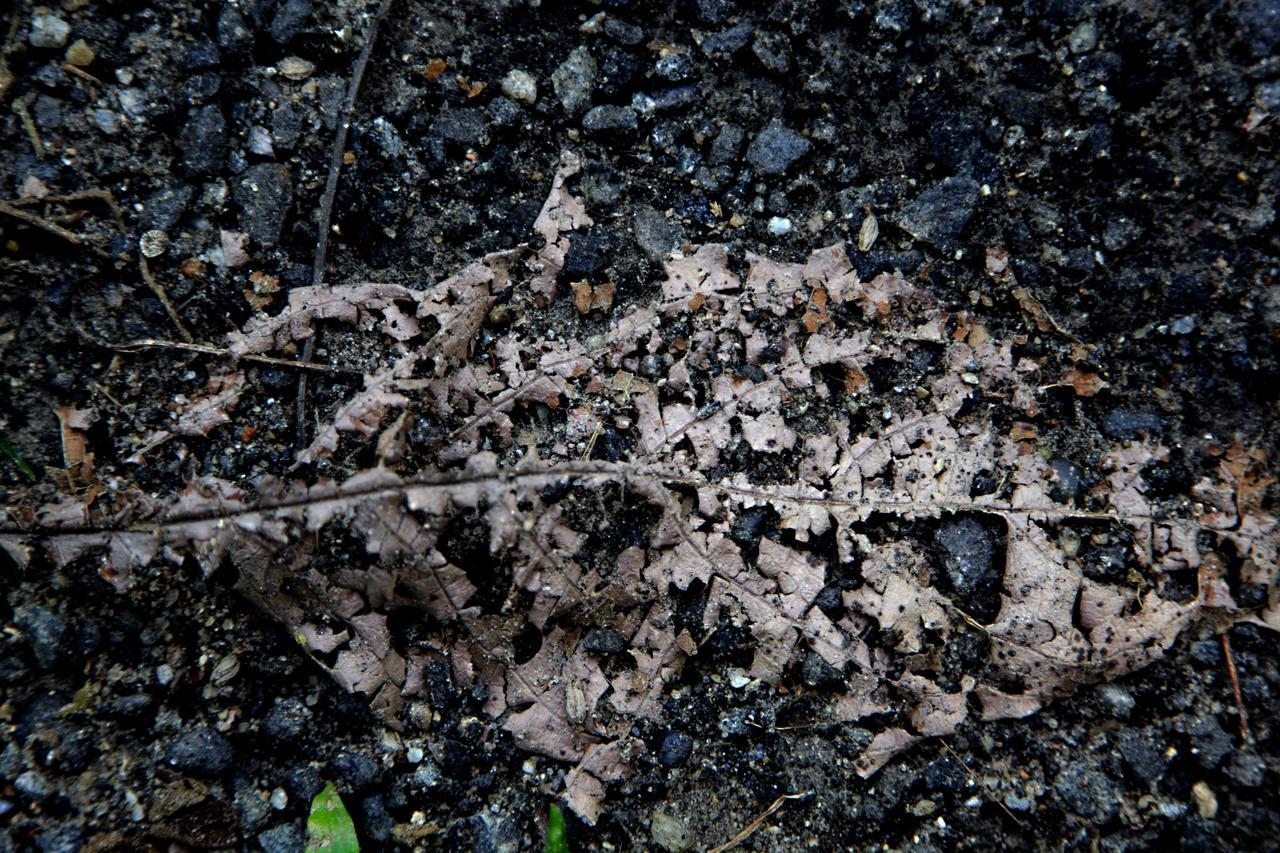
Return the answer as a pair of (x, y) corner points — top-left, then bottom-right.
(406, 746), (424, 764)
(93, 109), (120, 136)
(248, 126), (275, 156)
(1068, 20), (1098, 54)
(269, 787), (288, 810)
(64, 39), (95, 66)
(29, 15), (71, 49)
(767, 216), (792, 235)
(500, 69), (538, 105)
(1191, 781), (1217, 819)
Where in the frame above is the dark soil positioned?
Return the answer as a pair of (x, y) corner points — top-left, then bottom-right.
(2, 0), (1278, 850)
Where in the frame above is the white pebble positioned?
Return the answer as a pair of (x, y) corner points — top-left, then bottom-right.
(767, 216), (793, 235)
(406, 746), (424, 764)
(500, 69), (538, 105)
(270, 788), (288, 810)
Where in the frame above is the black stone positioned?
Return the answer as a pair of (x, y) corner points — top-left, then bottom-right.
(1102, 408), (1164, 439)
(269, 0), (312, 45)
(179, 104), (227, 176)
(583, 627), (628, 655)
(659, 731), (693, 766)
(801, 651), (845, 690)
(166, 728), (235, 777)
(258, 822), (305, 853)
(935, 518), (998, 599)
(563, 228), (614, 277)
(583, 105), (638, 134)
(234, 163), (293, 247)
(896, 176), (980, 250)
(14, 605), (68, 670)
(1048, 458), (1083, 503)
(332, 751), (380, 789)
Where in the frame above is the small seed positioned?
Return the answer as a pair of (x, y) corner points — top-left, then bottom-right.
(139, 230), (169, 258)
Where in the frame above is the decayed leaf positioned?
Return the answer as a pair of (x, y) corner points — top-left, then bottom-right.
(3, 151), (1276, 827)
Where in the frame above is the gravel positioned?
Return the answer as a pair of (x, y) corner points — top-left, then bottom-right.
(500, 69), (538, 105)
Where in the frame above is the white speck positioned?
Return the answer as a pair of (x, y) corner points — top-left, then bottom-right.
(961, 372), (980, 385)
(767, 216), (793, 235)
(406, 746), (424, 764)
(270, 788), (288, 810)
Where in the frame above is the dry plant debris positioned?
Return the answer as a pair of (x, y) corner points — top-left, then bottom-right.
(1, 153), (1276, 824)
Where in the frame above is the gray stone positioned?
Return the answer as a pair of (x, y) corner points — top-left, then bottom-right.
(234, 163), (293, 247)
(432, 108), (490, 147)
(702, 23), (753, 57)
(179, 104), (228, 176)
(633, 207), (686, 260)
(1102, 409), (1164, 439)
(752, 31), (792, 74)
(552, 46), (597, 114)
(332, 751), (379, 789)
(1096, 684), (1135, 720)
(15, 771), (53, 802)
(655, 53), (695, 82)
(604, 18), (644, 46)
(258, 822), (305, 853)
(1048, 458), (1083, 504)
(216, 5), (253, 57)
(140, 185), (193, 232)
(651, 811), (694, 851)
(166, 728), (234, 777)
(1226, 751), (1267, 788)
(583, 105), (638, 134)
(29, 15), (71, 49)
(709, 123), (744, 165)
(1187, 715), (1232, 770)
(14, 605), (68, 670)
(745, 121), (812, 176)
(1117, 728), (1170, 785)
(93, 109), (120, 136)
(896, 176), (980, 249)
(270, 0), (312, 45)
(1067, 21), (1098, 54)
(801, 651), (844, 689)
(1053, 762), (1118, 820)
(261, 697), (312, 742)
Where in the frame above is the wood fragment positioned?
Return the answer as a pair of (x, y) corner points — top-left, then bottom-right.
(137, 254), (193, 343)
(0, 200), (110, 257)
(1012, 286), (1081, 342)
(107, 338), (364, 376)
(13, 95), (43, 157)
(1222, 632), (1251, 743)
(296, 0), (398, 445)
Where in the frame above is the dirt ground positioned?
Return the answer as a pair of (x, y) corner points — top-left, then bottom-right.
(1, 0), (1278, 850)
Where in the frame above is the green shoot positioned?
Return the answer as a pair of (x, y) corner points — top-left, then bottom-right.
(545, 804), (569, 853)
(0, 437), (36, 481)
(307, 784), (359, 853)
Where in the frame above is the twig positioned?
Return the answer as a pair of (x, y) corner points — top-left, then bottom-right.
(103, 337), (364, 376)
(0, 200), (110, 257)
(137, 254), (193, 342)
(61, 63), (105, 86)
(296, 0), (397, 446)
(708, 792), (809, 853)
(938, 740), (1024, 826)
(1221, 632), (1252, 743)
(13, 95), (43, 157)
